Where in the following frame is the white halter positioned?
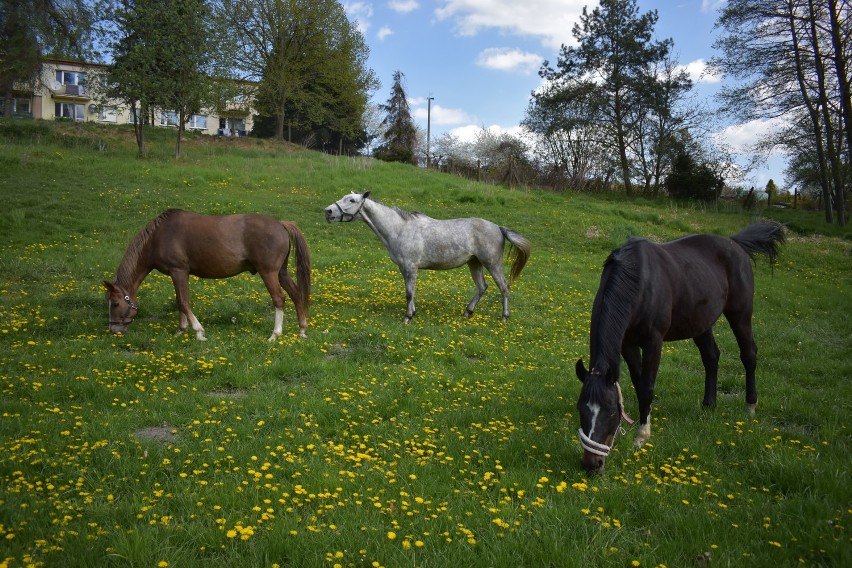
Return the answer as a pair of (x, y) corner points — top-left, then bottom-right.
(578, 381), (633, 456)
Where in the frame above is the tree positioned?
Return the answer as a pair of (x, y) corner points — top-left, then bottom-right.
(664, 150), (724, 202)
(712, 0), (850, 224)
(765, 179), (779, 207)
(105, 0), (161, 156)
(1, 0), (96, 117)
(156, 0), (215, 159)
(220, 0), (377, 146)
(105, 0), (219, 158)
(374, 70), (417, 165)
(539, 0), (672, 195)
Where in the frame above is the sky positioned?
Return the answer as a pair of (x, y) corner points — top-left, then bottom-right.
(343, 0), (787, 189)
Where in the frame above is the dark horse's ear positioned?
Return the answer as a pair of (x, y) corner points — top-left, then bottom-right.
(362, 191), (371, 199)
(575, 359), (588, 382)
(103, 281), (117, 294)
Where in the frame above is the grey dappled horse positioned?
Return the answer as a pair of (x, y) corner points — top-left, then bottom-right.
(324, 191), (531, 323)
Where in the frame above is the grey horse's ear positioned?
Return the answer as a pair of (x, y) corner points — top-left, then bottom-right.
(362, 191), (371, 199)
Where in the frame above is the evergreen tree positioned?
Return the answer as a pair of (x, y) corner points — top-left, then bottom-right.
(375, 70), (417, 165)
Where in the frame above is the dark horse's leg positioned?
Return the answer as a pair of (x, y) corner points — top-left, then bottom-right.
(631, 339), (662, 446)
(464, 259), (488, 318)
(693, 329), (721, 408)
(171, 271), (206, 340)
(725, 312), (758, 415)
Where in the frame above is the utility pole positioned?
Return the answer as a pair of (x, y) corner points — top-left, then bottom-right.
(426, 96), (434, 168)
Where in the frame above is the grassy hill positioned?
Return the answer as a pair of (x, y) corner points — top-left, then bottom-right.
(0, 120), (849, 567)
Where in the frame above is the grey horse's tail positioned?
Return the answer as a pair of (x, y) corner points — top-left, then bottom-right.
(500, 227), (531, 282)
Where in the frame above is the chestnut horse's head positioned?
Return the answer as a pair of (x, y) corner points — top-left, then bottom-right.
(103, 281), (138, 334)
(575, 359), (628, 475)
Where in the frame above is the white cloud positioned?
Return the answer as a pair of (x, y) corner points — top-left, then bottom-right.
(701, 0), (726, 13)
(389, 0), (419, 13)
(449, 123), (524, 143)
(345, 2), (374, 34)
(476, 47), (543, 75)
(713, 117), (787, 154)
(435, 0), (587, 50)
(377, 26), (394, 41)
(412, 103), (474, 126)
(679, 58), (720, 84)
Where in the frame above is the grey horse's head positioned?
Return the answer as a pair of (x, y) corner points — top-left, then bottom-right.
(324, 191), (370, 223)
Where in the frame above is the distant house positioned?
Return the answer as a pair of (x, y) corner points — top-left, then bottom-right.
(2, 58), (255, 137)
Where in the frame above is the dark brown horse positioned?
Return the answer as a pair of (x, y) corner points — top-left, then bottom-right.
(575, 222), (784, 474)
(104, 209), (311, 341)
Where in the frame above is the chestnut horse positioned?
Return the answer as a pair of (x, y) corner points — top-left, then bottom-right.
(575, 222), (784, 474)
(104, 209), (310, 341)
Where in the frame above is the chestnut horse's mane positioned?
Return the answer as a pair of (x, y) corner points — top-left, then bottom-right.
(115, 209), (182, 288)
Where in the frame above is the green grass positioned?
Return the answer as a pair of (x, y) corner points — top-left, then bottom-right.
(0, 120), (849, 568)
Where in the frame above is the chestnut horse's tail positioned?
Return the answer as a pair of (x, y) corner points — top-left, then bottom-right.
(500, 226), (532, 282)
(280, 221), (312, 310)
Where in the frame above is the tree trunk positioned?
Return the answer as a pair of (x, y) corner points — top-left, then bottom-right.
(275, 104), (285, 140)
(132, 104), (146, 158)
(828, 0), (852, 159)
(613, 90), (633, 195)
(788, 2), (833, 222)
(809, 0), (846, 224)
(175, 109), (184, 159)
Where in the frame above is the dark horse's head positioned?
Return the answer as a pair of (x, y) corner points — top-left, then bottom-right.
(103, 281), (138, 334)
(575, 359), (627, 475)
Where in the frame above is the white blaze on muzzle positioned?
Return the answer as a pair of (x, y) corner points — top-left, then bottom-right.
(578, 381), (632, 457)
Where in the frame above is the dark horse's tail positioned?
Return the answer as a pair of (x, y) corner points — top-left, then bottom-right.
(730, 221), (785, 267)
(280, 221), (312, 310)
(500, 227), (532, 282)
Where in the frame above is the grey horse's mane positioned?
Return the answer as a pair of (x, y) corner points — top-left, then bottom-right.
(115, 209), (182, 288)
(368, 196), (425, 221)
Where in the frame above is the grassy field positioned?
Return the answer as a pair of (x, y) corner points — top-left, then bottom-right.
(0, 120), (849, 567)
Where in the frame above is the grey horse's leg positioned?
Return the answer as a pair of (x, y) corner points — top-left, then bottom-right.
(487, 264), (511, 321)
(464, 259), (488, 317)
(401, 264), (418, 323)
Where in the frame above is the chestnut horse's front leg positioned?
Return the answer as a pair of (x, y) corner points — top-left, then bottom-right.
(172, 272), (206, 341)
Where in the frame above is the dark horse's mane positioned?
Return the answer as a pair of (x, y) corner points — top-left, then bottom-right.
(115, 209), (183, 288)
(589, 238), (644, 380)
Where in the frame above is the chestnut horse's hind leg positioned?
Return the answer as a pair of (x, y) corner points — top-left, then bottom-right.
(259, 270), (287, 341)
(278, 267), (308, 338)
(171, 272), (206, 341)
(693, 329), (721, 408)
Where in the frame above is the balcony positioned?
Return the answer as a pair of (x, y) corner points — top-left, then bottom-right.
(53, 83), (89, 99)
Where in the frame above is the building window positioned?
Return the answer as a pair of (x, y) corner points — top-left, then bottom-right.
(0, 98), (31, 115)
(55, 70), (86, 86)
(55, 103), (86, 121)
(98, 107), (118, 122)
(188, 114), (207, 130)
(159, 111), (179, 127)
